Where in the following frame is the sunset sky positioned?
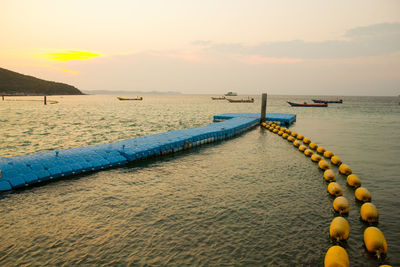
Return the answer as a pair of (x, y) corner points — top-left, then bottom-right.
(1, 0), (399, 95)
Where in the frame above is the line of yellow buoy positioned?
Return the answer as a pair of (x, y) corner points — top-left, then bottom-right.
(261, 121), (390, 266)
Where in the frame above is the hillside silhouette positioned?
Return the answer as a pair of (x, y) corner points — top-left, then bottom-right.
(0, 67), (82, 95)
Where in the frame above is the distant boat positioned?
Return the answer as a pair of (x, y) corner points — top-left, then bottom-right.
(312, 99), (343, 104)
(287, 101), (327, 107)
(226, 97), (254, 103)
(117, 97), (143, 101)
(211, 96), (226, 100)
(224, 92), (237, 96)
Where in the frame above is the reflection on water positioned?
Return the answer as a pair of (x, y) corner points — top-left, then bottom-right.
(0, 95), (399, 266)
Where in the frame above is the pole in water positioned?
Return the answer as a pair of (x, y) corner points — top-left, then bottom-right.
(44, 95), (47, 105)
(260, 93), (267, 123)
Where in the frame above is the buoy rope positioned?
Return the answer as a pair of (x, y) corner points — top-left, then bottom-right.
(261, 121), (390, 265)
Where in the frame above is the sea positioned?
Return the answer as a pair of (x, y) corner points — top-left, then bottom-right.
(0, 94), (399, 266)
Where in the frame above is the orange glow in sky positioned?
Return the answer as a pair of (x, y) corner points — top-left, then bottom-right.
(44, 51), (101, 61)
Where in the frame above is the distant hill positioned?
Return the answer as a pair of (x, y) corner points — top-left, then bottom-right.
(0, 67), (83, 95)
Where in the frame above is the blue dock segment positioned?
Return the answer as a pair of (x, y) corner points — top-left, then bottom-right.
(213, 113), (296, 125)
(1, 114), (278, 192)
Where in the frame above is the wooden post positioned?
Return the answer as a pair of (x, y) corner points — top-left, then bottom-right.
(2, 95), (4, 101)
(260, 93), (267, 123)
(44, 96), (47, 105)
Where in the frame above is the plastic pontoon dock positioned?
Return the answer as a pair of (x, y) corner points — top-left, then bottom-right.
(0, 112), (295, 192)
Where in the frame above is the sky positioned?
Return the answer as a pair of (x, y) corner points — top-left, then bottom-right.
(1, 0), (400, 95)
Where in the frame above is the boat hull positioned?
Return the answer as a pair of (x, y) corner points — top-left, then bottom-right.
(117, 97), (143, 101)
(227, 98), (254, 103)
(287, 101), (327, 107)
(312, 99), (342, 104)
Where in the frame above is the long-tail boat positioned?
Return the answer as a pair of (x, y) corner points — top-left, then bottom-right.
(287, 101), (327, 107)
(211, 96), (226, 100)
(117, 97), (143, 101)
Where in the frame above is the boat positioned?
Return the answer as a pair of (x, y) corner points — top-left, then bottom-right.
(211, 96), (226, 100)
(287, 101), (327, 107)
(224, 92), (237, 96)
(117, 97), (143, 101)
(312, 99), (343, 104)
(226, 97), (254, 103)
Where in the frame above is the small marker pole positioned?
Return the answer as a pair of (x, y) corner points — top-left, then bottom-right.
(44, 96), (47, 105)
(260, 93), (267, 123)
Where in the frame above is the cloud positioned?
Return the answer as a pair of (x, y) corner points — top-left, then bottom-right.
(196, 23), (400, 59)
(345, 22), (400, 38)
(232, 55), (302, 65)
(44, 50), (101, 61)
(36, 46), (400, 96)
(191, 40), (213, 46)
(145, 49), (210, 63)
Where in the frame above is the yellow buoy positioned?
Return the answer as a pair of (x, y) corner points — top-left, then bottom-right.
(261, 122), (267, 127)
(324, 150), (334, 159)
(297, 134), (304, 140)
(347, 174), (361, 188)
(282, 133), (288, 139)
(291, 132), (297, 137)
(271, 123), (276, 127)
(299, 145), (307, 152)
(317, 146), (326, 154)
(324, 246), (349, 267)
(361, 202), (379, 223)
(324, 169), (336, 182)
(355, 187), (372, 202)
(364, 227), (387, 258)
(318, 160), (330, 170)
(293, 140), (301, 147)
(269, 126), (274, 131)
(309, 142), (318, 150)
(287, 136), (295, 142)
(304, 149), (313, 157)
(328, 182), (342, 196)
(330, 217), (350, 241)
(278, 130), (284, 136)
(331, 155), (342, 166)
(339, 164), (352, 175)
(311, 154), (322, 162)
(333, 196), (349, 214)
(303, 137), (311, 144)
(273, 129), (279, 133)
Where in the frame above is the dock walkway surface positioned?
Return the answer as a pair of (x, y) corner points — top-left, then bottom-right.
(0, 112), (295, 192)
(213, 112), (296, 125)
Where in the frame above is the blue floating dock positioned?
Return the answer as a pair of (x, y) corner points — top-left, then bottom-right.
(0, 112), (295, 192)
(213, 113), (296, 126)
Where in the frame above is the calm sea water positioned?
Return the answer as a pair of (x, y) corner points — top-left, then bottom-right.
(0, 94), (399, 266)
